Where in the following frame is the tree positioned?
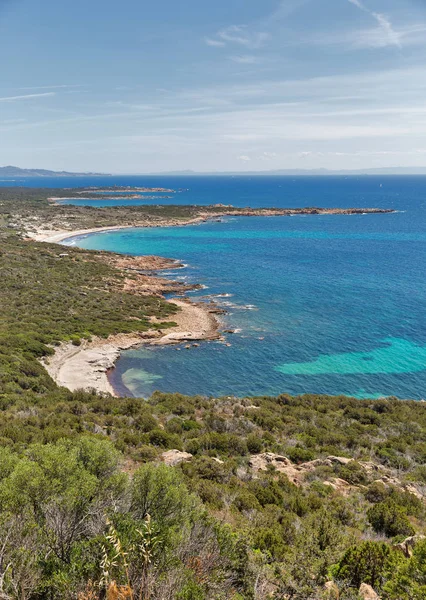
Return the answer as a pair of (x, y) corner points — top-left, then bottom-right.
(0, 438), (127, 563)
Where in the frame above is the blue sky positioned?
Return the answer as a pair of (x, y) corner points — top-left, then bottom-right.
(1, 0), (426, 173)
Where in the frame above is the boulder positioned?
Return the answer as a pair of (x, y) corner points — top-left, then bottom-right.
(324, 580), (339, 598)
(300, 458), (334, 471)
(248, 453), (303, 485)
(327, 456), (353, 465)
(359, 583), (380, 599)
(359, 461), (383, 475)
(161, 449), (193, 467)
(249, 453), (292, 471)
(323, 478), (353, 496)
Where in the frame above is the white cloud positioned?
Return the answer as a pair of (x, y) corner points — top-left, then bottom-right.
(3, 62), (426, 172)
(204, 37), (226, 47)
(347, 0), (401, 48)
(229, 55), (260, 64)
(18, 85), (84, 91)
(0, 92), (55, 102)
(206, 25), (269, 49)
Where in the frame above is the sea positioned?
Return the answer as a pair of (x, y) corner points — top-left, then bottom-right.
(5, 174), (426, 400)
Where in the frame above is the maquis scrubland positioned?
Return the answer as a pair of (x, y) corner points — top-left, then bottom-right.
(0, 188), (425, 600)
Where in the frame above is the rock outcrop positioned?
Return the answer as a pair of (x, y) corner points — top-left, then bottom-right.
(323, 478), (353, 496)
(248, 453), (355, 487)
(161, 449), (193, 466)
(248, 453), (424, 499)
(393, 534), (426, 558)
(324, 580), (339, 598)
(359, 583), (380, 599)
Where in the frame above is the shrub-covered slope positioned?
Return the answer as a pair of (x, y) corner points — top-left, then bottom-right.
(0, 191), (425, 599)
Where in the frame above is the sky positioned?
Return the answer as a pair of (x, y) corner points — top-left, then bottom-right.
(1, 0), (426, 173)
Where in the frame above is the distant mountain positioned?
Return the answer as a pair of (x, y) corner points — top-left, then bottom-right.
(3, 164), (426, 179)
(141, 167), (426, 176)
(266, 167), (426, 176)
(0, 166), (108, 178)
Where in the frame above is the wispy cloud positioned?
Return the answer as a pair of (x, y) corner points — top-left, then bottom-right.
(205, 38), (226, 48)
(229, 55), (260, 65)
(18, 85), (84, 91)
(267, 0), (312, 21)
(205, 25), (269, 49)
(0, 92), (56, 102)
(347, 0), (402, 48)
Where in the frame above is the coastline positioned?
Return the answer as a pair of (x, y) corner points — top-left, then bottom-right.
(24, 206), (396, 244)
(41, 298), (222, 397)
(29, 221), (227, 396)
(27, 204), (396, 397)
(25, 218), (209, 243)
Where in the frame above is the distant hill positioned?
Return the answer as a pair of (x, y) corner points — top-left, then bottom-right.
(0, 166), (108, 178)
(145, 167), (426, 176)
(266, 167), (426, 176)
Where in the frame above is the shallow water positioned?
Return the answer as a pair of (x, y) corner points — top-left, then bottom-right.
(60, 175), (426, 400)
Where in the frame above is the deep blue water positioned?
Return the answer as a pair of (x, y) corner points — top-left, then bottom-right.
(3, 173), (426, 211)
(38, 174), (426, 401)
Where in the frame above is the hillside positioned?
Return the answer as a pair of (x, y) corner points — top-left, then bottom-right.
(0, 189), (425, 599)
(0, 165), (107, 177)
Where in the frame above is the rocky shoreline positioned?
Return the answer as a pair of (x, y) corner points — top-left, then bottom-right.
(39, 246), (224, 396)
(41, 297), (223, 397)
(28, 204), (396, 397)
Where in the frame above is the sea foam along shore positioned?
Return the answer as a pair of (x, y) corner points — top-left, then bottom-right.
(35, 227), (222, 397)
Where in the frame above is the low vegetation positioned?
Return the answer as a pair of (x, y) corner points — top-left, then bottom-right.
(0, 189), (425, 598)
(0, 186), (284, 234)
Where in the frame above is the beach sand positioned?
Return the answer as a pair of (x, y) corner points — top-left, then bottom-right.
(41, 299), (222, 396)
(25, 219), (208, 244)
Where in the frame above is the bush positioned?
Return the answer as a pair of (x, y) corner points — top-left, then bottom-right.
(246, 434), (263, 454)
(367, 500), (415, 538)
(335, 541), (401, 591)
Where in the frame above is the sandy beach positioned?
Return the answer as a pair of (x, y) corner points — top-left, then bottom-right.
(28, 223), (223, 396)
(26, 219), (209, 244)
(41, 299), (222, 396)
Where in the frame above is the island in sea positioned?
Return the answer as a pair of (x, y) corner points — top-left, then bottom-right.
(0, 184), (424, 600)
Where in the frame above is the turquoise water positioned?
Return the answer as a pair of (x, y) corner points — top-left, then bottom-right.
(58, 175), (426, 400)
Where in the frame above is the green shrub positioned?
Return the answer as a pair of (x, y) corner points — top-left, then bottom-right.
(367, 500), (415, 538)
(335, 541), (402, 591)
